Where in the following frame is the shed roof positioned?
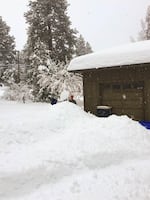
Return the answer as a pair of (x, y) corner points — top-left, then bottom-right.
(68, 40), (150, 71)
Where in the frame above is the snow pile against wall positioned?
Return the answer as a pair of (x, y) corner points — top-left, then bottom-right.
(0, 101), (150, 200)
(68, 40), (150, 71)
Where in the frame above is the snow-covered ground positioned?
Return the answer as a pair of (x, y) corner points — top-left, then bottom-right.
(0, 99), (150, 200)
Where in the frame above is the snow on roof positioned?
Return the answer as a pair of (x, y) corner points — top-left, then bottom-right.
(68, 40), (150, 71)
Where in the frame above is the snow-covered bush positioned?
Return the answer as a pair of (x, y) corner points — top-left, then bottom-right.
(3, 82), (34, 102)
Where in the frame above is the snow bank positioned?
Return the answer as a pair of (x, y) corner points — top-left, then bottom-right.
(68, 40), (150, 71)
(0, 101), (150, 200)
(48, 101), (93, 129)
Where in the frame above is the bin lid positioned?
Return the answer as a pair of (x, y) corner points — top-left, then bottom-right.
(97, 105), (112, 109)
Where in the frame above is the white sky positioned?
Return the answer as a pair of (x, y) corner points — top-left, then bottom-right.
(0, 0), (150, 51)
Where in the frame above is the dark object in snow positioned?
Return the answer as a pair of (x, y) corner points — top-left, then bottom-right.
(96, 106), (112, 117)
(69, 95), (77, 104)
(51, 98), (57, 105)
(139, 121), (150, 130)
(22, 95), (25, 103)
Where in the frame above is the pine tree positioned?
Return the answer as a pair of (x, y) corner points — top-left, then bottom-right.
(85, 42), (93, 54)
(24, 0), (76, 63)
(0, 16), (16, 83)
(138, 20), (147, 40)
(0, 16), (15, 65)
(75, 34), (93, 56)
(145, 5), (150, 39)
(138, 5), (150, 40)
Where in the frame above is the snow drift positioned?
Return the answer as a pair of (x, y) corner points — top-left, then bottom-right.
(0, 101), (150, 200)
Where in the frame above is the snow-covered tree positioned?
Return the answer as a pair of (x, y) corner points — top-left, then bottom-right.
(1, 66), (18, 84)
(0, 16), (16, 65)
(138, 6), (150, 41)
(23, 39), (51, 99)
(0, 16), (16, 83)
(85, 41), (93, 54)
(24, 0), (76, 63)
(75, 34), (93, 56)
(145, 5), (150, 39)
(33, 59), (82, 102)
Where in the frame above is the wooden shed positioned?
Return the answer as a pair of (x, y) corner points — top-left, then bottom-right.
(68, 40), (150, 121)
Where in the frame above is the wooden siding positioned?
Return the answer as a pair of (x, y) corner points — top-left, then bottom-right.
(100, 82), (144, 120)
(83, 64), (150, 121)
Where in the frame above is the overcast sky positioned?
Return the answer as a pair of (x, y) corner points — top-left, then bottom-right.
(0, 0), (150, 51)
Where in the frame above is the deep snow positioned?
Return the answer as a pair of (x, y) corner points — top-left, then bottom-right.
(68, 40), (150, 71)
(0, 100), (150, 200)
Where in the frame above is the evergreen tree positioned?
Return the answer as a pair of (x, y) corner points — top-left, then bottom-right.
(0, 16), (16, 83)
(138, 5), (150, 40)
(75, 34), (93, 56)
(0, 16), (16, 65)
(25, 40), (50, 98)
(24, 0), (76, 63)
(145, 5), (150, 39)
(85, 41), (93, 54)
